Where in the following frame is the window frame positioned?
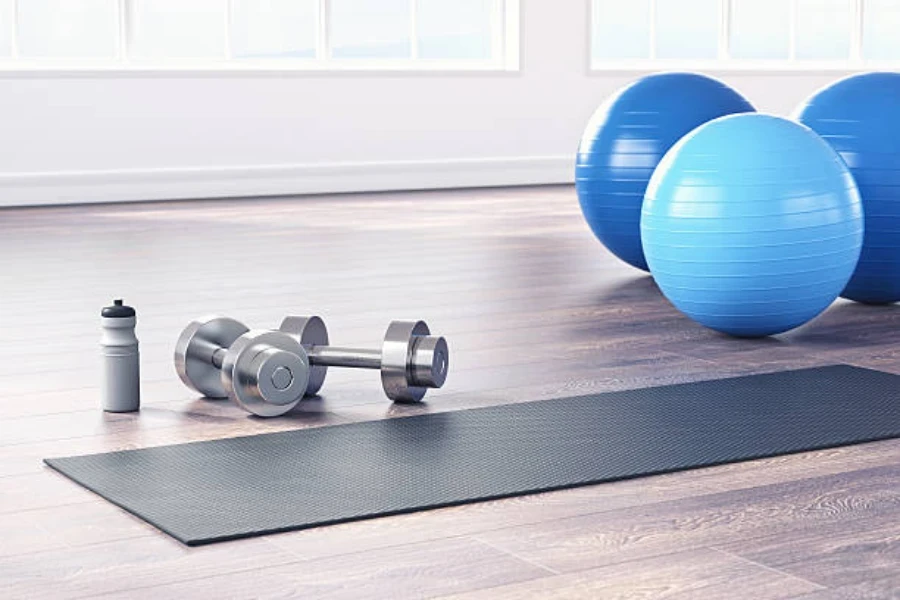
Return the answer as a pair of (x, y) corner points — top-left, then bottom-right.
(589, 0), (898, 72)
(0, 0), (520, 74)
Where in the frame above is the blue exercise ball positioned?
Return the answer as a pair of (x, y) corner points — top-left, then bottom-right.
(576, 73), (755, 271)
(641, 114), (863, 338)
(795, 72), (900, 305)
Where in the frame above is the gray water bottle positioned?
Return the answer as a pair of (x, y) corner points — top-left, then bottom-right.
(101, 299), (141, 412)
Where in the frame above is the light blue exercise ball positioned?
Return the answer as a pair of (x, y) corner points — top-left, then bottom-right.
(795, 72), (900, 304)
(641, 114), (864, 338)
(576, 73), (755, 271)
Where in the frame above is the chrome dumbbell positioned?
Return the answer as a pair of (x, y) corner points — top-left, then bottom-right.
(279, 316), (449, 402)
(174, 316), (310, 417)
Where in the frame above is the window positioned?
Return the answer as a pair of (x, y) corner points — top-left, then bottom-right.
(230, 0), (317, 59)
(330, 0), (411, 59)
(591, 0), (651, 60)
(17, 0), (119, 59)
(656, 0), (721, 60)
(128, 0), (226, 60)
(0, 0), (518, 70)
(417, 0), (494, 60)
(729, 0), (791, 60)
(796, 0), (853, 60)
(0, 0), (16, 57)
(863, 0), (900, 60)
(591, 0), (900, 68)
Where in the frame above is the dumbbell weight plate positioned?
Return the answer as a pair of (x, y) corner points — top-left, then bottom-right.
(174, 316), (249, 399)
(221, 330), (311, 418)
(410, 334), (449, 389)
(279, 316), (329, 396)
(382, 320), (436, 403)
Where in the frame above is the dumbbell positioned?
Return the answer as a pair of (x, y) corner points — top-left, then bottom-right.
(279, 316), (449, 402)
(174, 316), (310, 417)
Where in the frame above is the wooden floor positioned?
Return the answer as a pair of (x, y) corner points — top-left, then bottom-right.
(0, 185), (898, 599)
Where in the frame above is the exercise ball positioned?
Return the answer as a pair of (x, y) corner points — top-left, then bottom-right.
(795, 72), (900, 305)
(576, 73), (755, 271)
(641, 114), (863, 338)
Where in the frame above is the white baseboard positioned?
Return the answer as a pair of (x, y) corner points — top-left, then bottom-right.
(0, 156), (574, 207)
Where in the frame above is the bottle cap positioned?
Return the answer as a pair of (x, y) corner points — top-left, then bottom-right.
(102, 299), (136, 318)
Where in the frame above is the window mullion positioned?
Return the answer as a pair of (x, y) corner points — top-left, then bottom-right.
(719, 0), (730, 60)
(117, 0), (129, 62)
(490, 0), (505, 66)
(504, 0), (519, 69)
(317, 0), (330, 60)
(852, 0), (864, 61)
(789, 0), (798, 61)
(409, 0), (418, 60)
(10, 0), (17, 59)
(224, 0), (232, 59)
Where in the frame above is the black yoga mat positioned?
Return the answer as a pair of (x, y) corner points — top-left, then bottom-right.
(46, 364), (900, 546)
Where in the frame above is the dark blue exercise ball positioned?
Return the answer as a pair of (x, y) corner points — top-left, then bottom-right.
(795, 72), (900, 305)
(641, 114), (863, 338)
(576, 73), (755, 271)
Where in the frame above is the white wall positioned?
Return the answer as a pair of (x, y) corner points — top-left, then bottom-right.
(0, 0), (861, 207)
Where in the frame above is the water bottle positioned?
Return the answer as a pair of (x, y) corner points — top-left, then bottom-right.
(100, 299), (141, 412)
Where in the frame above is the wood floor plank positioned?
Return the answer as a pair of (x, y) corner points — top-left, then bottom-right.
(0, 500), (156, 558)
(80, 537), (550, 600)
(1, 536), (299, 600)
(433, 547), (824, 600)
(0, 407), (352, 478)
(471, 464), (900, 574)
(792, 574), (900, 600)
(715, 519), (900, 589)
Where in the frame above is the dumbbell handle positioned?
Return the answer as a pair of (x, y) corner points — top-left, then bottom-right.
(211, 347), (228, 369)
(307, 342), (444, 389)
(307, 346), (382, 370)
(188, 337), (230, 370)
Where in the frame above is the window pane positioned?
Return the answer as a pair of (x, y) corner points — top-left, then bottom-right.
(416, 0), (492, 60)
(331, 0), (411, 59)
(796, 0), (852, 60)
(17, 0), (118, 59)
(129, 0), (226, 60)
(656, 0), (719, 60)
(863, 0), (900, 60)
(230, 0), (317, 59)
(592, 0), (651, 61)
(729, 0), (790, 59)
(0, 0), (12, 57)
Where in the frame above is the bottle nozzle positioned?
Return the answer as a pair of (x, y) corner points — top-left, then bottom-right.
(102, 299), (135, 318)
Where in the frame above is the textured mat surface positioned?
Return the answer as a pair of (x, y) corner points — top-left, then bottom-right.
(46, 365), (900, 545)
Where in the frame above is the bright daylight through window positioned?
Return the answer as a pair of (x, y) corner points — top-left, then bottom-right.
(592, 0), (900, 69)
(0, 0), (519, 70)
